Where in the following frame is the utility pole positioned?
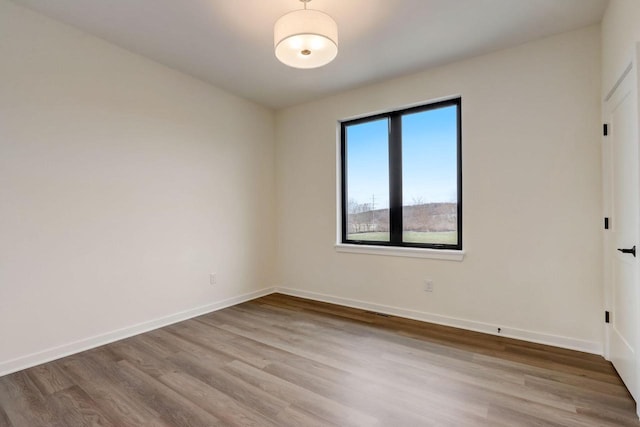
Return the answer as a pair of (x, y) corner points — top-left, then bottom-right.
(371, 194), (376, 231)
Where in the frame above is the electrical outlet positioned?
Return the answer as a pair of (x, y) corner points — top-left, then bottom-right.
(209, 273), (217, 285)
(424, 280), (434, 292)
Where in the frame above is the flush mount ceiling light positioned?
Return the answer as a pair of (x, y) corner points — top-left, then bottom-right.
(274, 0), (338, 69)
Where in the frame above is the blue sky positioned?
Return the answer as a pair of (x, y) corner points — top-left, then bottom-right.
(346, 106), (458, 209)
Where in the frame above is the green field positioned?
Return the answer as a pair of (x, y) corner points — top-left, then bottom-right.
(347, 231), (457, 244)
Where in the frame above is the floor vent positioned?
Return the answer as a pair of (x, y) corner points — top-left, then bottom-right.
(366, 311), (391, 317)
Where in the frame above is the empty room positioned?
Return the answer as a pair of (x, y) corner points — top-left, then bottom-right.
(2, 0), (640, 425)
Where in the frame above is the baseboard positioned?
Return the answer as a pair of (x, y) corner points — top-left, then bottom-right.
(274, 287), (603, 355)
(1, 284), (603, 377)
(0, 287), (276, 377)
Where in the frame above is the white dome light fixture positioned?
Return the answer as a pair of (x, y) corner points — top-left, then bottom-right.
(274, 0), (338, 69)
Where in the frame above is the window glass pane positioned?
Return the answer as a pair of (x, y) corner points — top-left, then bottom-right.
(345, 119), (390, 242)
(401, 106), (458, 245)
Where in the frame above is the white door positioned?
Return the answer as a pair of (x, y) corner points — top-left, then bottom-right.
(604, 52), (640, 405)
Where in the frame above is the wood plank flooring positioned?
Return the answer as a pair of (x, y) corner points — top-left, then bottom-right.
(0, 293), (638, 426)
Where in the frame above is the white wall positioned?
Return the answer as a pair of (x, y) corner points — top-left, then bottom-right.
(0, 0), (276, 373)
(276, 26), (603, 352)
(602, 0), (640, 97)
(0, 0), (607, 374)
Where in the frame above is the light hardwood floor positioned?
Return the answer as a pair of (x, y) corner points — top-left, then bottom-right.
(0, 293), (638, 426)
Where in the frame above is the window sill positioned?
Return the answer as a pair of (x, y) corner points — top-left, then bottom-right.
(334, 244), (465, 261)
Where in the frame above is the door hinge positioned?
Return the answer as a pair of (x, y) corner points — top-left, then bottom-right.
(603, 124), (609, 136)
(605, 311), (610, 324)
(604, 217), (609, 230)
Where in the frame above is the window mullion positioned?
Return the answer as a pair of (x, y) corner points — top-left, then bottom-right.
(388, 113), (403, 244)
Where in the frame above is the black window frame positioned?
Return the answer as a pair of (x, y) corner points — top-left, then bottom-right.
(340, 97), (462, 250)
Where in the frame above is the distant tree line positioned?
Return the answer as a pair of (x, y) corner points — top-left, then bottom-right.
(348, 199), (457, 234)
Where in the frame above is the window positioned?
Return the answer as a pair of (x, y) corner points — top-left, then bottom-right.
(340, 98), (462, 250)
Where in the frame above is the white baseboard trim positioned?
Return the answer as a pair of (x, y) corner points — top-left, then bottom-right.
(274, 287), (603, 355)
(1, 285), (603, 377)
(0, 287), (276, 377)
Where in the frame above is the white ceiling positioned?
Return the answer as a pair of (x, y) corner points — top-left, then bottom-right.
(12, 0), (609, 109)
